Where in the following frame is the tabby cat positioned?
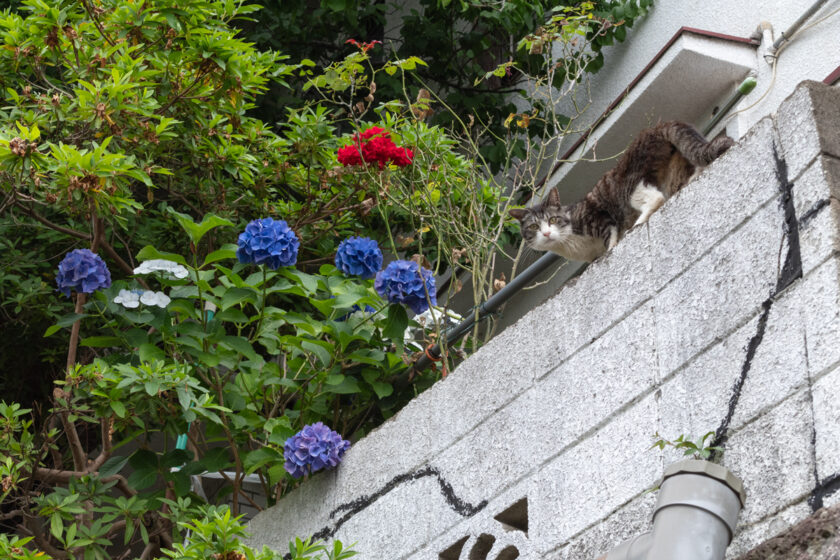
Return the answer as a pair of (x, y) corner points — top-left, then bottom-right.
(510, 121), (734, 262)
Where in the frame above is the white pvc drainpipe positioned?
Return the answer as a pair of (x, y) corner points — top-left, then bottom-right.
(600, 460), (746, 560)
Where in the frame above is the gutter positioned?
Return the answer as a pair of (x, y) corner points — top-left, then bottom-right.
(601, 460), (746, 560)
(824, 65), (840, 85)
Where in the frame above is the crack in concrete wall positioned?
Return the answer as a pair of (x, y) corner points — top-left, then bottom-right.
(300, 466), (488, 547)
(799, 198), (830, 228)
(713, 140), (803, 455)
(809, 471), (840, 511)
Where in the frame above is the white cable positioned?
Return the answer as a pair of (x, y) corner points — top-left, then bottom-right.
(724, 4), (840, 124)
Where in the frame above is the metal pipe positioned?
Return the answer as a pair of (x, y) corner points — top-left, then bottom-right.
(702, 75), (757, 136)
(403, 252), (565, 376)
(769, 0), (831, 55)
(603, 460), (745, 560)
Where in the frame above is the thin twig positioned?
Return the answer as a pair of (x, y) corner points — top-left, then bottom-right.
(80, 0), (115, 46)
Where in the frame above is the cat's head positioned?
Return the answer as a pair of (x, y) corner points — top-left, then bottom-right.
(509, 188), (572, 251)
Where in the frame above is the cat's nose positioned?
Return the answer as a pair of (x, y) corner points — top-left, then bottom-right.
(542, 231), (551, 238)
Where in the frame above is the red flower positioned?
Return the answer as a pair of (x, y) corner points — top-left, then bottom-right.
(337, 127), (414, 169)
(345, 39), (382, 53)
(337, 145), (363, 166)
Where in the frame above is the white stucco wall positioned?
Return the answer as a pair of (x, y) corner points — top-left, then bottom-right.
(247, 80), (840, 560)
(489, 1), (840, 335)
(563, 1), (840, 137)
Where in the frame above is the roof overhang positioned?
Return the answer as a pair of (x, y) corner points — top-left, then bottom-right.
(543, 27), (759, 203)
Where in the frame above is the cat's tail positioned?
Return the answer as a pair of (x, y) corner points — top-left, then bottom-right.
(661, 121), (735, 167)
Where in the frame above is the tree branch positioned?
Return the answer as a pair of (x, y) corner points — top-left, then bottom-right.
(34, 468), (137, 497)
(17, 202), (148, 284)
(19, 519), (68, 559)
(86, 416), (114, 472)
(155, 67), (211, 115)
(80, 0), (115, 46)
(17, 202), (91, 240)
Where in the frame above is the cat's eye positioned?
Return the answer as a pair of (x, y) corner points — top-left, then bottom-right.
(528, 223), (539, 231)
(548, 217), (559, 225)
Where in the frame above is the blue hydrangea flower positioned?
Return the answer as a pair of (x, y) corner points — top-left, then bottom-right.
(236, 218), (299, 269)
(283, 422), (351, 479)
(56, 249), (112, 297)
(334, 236), (383, 279)
(374, 260), (436, 314)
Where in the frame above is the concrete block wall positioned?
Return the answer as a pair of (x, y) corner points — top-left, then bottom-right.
(246, 80), (840, 560)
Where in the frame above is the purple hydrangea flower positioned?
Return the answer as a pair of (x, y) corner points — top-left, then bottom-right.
(56, 249), (112, 297)
(374, 260), (436, 314)
(283, 422), (351, 479)
(334, 236), (383, 279)
(236, 218), (300, 269)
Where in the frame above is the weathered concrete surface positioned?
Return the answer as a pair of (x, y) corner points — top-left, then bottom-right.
(247, 80), (840, 560)
(735, 502), (840, 560)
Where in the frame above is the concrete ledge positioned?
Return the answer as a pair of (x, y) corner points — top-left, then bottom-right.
(776, 80), (840, 180)
(246, 80), (840, 560)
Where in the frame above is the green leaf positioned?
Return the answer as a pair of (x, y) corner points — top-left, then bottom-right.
(80, 336), (122, 348)
(168, 470), (191, 496)
(176, 386), (191, 411)
(362, 370), (394, 398)
(220, 335), (258, 361)
(198, 447), (230, 472)
(50, 513), (63, 539)
(243, 447), (282, 473)
(215, 308), (249, 323)
(139, 343), (164, 363)
(325, 373), (345, 385)
(127, 449), (158, 489)
(370, 381), (393, 399)
(614, 25), (627, 42)
(382, 304), (408, 341)
(44, 313), (88, 336)
(301, 340), (333, 366)
(167, 208), (234, 246)
(144, 380), (159, 396)
(265, 416), (295, 445)
(98, 455), (129, 478)
(323, 376), (361, 394)
(160, 449), (192, 469)
(221, 287), (257, 311)
(185, 349), (220, 367)
(136, 245), (188, 267)
(202, 244), (237, 267)
(282, 269), (318, 294)
(129, 449), (158, 471)
(110, 401), (127, 418)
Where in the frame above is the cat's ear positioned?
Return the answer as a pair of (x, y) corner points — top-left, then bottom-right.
(545, 188), (561, 206)
(509, 208), (528, 221)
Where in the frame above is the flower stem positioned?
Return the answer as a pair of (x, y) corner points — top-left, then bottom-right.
(253, 266), (268, 340)
(374, 177), (398, 256)
(65, 292), (86, 374)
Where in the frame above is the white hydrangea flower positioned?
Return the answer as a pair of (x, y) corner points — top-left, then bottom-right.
(133, 259), (189, 279)
(113, 289), (141, 309)
(404, 306), (464, 350)
(140, 290), (171, 308)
